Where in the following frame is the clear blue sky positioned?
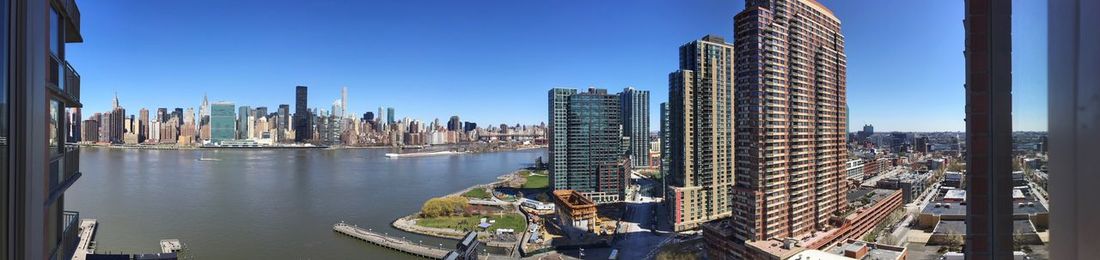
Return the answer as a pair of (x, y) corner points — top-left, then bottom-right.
(69, 0), (1047, 132)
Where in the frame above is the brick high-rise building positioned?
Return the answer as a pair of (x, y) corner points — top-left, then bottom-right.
(666, 35), (736, 232)
(725, 0), (849, 256)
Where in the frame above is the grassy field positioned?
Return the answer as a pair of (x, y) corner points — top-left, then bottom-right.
(417, 213), (527, 232)
(462, 188), (491, 199)
(520, 170), (549, 189)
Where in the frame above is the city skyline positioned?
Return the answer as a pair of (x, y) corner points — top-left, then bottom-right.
(69, 0), (1048, 132)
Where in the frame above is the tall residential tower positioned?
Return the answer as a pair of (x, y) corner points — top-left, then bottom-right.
(548, 88), (630, 204)
(666, 35), (736, 231)
(726, 0), (849, 256)
(619, 87), (650, 167)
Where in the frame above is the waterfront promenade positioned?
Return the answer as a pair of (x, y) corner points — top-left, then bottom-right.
(72, 219), (97, 260)
(333, 222), (450, 259)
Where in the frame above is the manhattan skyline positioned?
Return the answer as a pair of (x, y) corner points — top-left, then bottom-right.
(70, 0), (1047, 132)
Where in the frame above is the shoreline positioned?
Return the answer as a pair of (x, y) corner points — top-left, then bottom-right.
(390, 170), (523, 240)
(384, 150), (466, 158)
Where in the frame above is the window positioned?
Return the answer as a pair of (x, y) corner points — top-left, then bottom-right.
(49, 99), (59, 155)
(49, 7), (59, 56)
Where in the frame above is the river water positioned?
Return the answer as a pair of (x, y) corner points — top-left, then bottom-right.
(67, 147), (546, 259)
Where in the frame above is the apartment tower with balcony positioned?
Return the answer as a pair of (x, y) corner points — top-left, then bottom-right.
(727, 0), (849, 256)
(666, 35), (736, 232)
(3, 0), (85, 259)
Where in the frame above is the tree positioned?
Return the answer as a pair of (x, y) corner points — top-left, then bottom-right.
(939, 230), (964, 253)
(1013, 231), (1033, 253)
(420, 196), (469, 218)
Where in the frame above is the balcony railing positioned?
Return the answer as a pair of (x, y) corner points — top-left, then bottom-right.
(49, 211), (81, 260)
(47, 146), (81, 204)
(63, 145), (80, 182)
(59, 0), (81, 42)
(64, 61), (80, 103)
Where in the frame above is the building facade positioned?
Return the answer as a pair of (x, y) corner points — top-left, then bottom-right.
(3, 0), (85, 258)
(666, 35), (736, 232)
(727, 0), (849, 256)
(210, 102), (236, 143)
(548, 88), (628, 203)
(619, 87), (650, 167)
(293, 86), (311, 142)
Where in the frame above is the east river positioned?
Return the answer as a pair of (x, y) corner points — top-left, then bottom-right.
(67, 147), (546, 259)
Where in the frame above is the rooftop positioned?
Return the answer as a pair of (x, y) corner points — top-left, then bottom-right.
(552, 190), (596, 209)
(826, 240), (908, 260)
(933, 220), (967, 235)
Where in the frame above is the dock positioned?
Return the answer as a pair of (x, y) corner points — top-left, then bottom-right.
(159, 239), (182, 253)
(333, 222), (450, 259)
(71, 219), (97, 260)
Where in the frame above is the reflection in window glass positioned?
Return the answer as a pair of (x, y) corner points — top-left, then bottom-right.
(50, 100), (59, 154)
(50, 7), (59, 56)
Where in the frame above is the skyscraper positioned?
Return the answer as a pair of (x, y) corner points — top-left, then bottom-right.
(139, 108), (149, 143)
(109, 95), (125, 144)
(294, 86), (311, 142)
(666, 35), (735, 231)
(548, 88), (577, 191)
(386, 107), (395, 124)
(727, 0), (848, 254)
(341, 86), (348, 119)
(548, 88), (628, 204)
(211, 102), (236, 143)
(237, 105), (251, 140)
(276, 104), (290, 142)
(447, 116), (461, 131)
(619, 87), (650, 167)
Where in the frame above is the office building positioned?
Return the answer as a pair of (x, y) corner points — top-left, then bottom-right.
(138, 108), (149, 143)
(666, 35), (735, 231)
(276, 104), (289, 142)
(717, 0), (848, 257)
(463, 122), (477, 133)
(619, 87), (650, 167)
(237, 106), (251, 140)
(211, 102), (236, 143)
(293, 86), (311, 142)
(2, 0), (85, 258)
(386, 107), (395, 124)
(108, 95), (124, 144)
(364, 111), (374, 122)
(447, 116), (461, 132)
(547, 88), (627, 203)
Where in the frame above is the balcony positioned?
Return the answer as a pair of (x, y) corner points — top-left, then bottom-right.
(47, 146), (81, 204)
(47, 57), (81, 107)
(64, 61), (80, 103)
(48, 211), (81, 260)
(58, 0), (82, 42)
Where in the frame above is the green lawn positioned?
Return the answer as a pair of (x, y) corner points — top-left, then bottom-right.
(521, 170), (549, 189)
(462, 188), (491, 199)
(417, 213), (527, 232)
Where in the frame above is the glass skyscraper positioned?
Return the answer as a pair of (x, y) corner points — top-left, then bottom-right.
(211, 102), (236, 143)
(548, 88), (627, 204)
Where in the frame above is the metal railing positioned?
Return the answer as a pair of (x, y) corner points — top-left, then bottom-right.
(63, 145), (80, 182)
(64, 61), (80, 102)
(49, 211), (81, 260)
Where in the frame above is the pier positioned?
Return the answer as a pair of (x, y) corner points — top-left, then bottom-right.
(333, 222), (450, 259)
(71, 219), (97, 260)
